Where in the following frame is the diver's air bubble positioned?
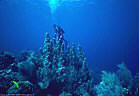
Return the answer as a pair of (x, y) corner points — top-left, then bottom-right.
(47, 0), (60, 14)
(21, 0), (95, 14)
(46, 0), (94, 14)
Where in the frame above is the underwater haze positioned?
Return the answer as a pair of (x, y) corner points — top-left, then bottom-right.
(0, 0), (138, 73)
(0, 0), (139, 95)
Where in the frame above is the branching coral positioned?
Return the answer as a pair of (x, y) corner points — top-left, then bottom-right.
(94, 71), (123, 96)
(35, 24), (94, 95)
(0, 25), (94, 95)
(116, 62), (133, 90)
(1, 25), (138, 96)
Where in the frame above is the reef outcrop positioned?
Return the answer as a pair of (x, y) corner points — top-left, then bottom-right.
(0, 25), (138, 96)
(0, 25), (94, 96)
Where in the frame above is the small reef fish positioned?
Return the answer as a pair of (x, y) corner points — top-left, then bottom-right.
(12, 81), (19, 89)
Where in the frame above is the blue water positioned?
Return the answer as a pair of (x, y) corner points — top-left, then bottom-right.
(0, 0), (139, 74)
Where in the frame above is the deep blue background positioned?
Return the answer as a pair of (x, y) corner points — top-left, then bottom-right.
(0, 0), (138, 74)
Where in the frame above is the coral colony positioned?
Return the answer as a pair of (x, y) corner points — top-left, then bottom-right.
(0, 25), (138, 96)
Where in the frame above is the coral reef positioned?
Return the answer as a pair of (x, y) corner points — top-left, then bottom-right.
(0, 52), (16, 70)
(94, 63), (138, 96)
(132, 72), (139, 96)
(94, 71), (123, 96)
(0, 25), (138, 96)
(8, 81), (33, 94)
(116, 62), (133, 90)
(0, 25), (94, 96)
